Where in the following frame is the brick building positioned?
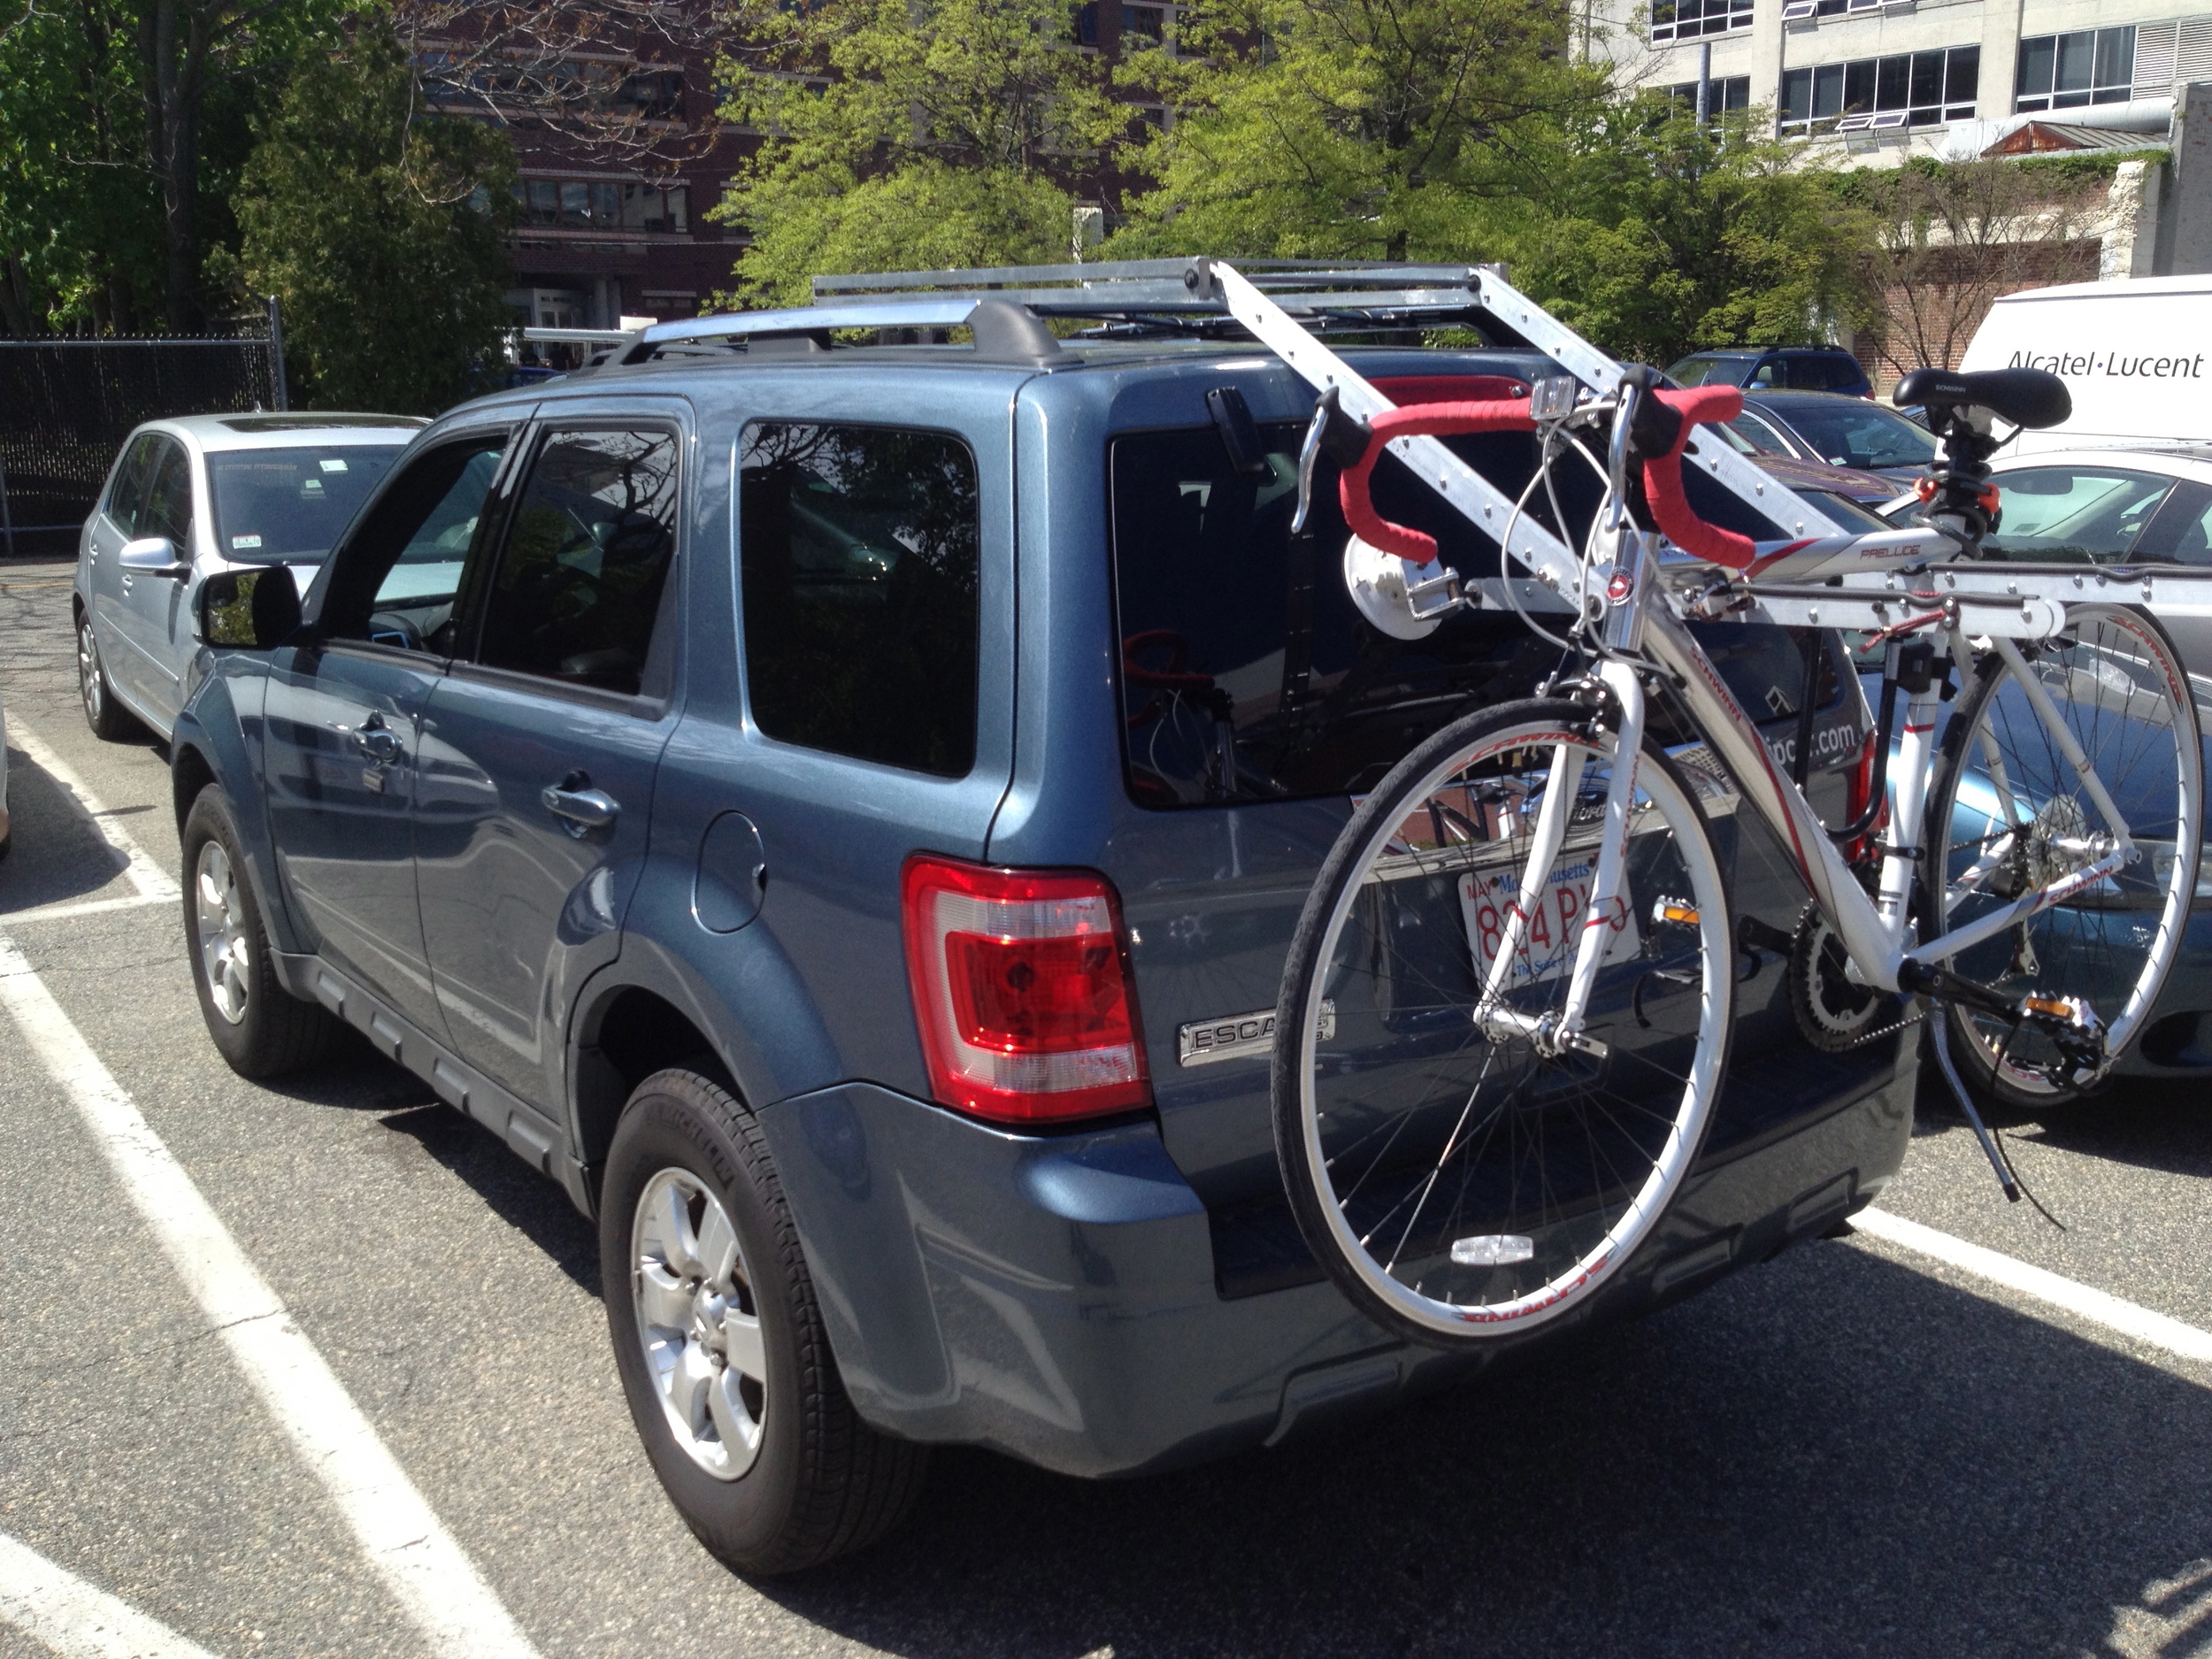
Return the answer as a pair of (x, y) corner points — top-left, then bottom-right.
(422, 2), (1183, 332)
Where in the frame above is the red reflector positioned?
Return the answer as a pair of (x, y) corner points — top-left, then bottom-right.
(902, 855), (1150, 1125)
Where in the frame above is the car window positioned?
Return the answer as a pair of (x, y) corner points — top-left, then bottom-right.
(1747, 358), (1785, 389)
(1985, 467), (2173, 564)
(2130, 478), (2212, 565)
(1729, 411), (1793, 456)
(207, 446), (400, 565)
(1784, 357), (1832, 391)
(318, 434), (508, 651)
(142, 438), (194, 549)
(1668, 356), (1734, 388)
(1770, 402), (1935, 472)
(106, 434), (161, 535)
(739, 421), (979, 778)
(470, 427), (680, 695)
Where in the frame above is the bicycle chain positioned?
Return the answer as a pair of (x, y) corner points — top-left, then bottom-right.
(1837, 1004), (1927, 1052)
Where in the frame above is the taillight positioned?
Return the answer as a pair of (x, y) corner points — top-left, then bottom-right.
(901, 854), (1150, 1125)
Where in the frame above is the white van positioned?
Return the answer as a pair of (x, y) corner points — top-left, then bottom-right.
(1960, 273), (2212, 456)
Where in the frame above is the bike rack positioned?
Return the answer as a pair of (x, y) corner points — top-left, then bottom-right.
(645, 256), (2212, 637)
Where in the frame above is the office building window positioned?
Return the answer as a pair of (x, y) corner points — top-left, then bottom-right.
(1663, 74), (1751, 114)
(2015, 27), (2136, 111)
(1652, 0), (1752, 42)
(1780, 45), (1978, 135)
(515, 180), (689, 234)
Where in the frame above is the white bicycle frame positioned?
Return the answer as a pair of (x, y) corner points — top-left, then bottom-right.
(1212, 260), (2178, 1049)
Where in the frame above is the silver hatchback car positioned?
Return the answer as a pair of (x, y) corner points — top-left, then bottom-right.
(73, 412), (425, 740)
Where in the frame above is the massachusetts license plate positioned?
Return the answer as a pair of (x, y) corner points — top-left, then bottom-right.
(1458, 857), (1640, 988)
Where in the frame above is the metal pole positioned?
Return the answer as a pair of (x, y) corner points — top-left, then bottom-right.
(265, 294), (289, 411)
(1697, 40), (1713, 127)
(0, 449), (14, 560)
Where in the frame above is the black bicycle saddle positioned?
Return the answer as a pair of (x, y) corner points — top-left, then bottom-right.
(1893, 365), (2072, 430)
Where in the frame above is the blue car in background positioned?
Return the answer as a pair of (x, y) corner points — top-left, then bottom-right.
(170, 290), (1918, 1574)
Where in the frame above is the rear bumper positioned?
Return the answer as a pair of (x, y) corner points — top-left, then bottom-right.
(757, 1046), (1916, 1479)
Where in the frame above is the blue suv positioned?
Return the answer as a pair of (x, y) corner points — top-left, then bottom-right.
(172, 267), (1914, 1574)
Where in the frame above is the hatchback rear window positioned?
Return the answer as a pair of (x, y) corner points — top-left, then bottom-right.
(1109, 419), (1809, 807)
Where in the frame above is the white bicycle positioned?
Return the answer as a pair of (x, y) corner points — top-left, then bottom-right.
(1246, 274), (2203, 1349)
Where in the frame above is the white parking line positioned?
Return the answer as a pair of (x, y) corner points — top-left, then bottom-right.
(0, 1531), (220, 1659)
(1852, 1207), (2212, 1365)
(3, 893), (175, 926)
(5, 719), (178, 901)
(0, 934), (542, 1659)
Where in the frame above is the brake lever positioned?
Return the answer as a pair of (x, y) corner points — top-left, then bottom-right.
(1292, 387), (1337, 536)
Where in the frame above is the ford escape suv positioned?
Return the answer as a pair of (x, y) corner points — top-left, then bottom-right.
(170, 264), (1915, 1575)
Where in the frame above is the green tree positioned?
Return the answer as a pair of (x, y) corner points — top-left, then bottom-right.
(711, 0), (1126, 307)
(1111, 0), (1605, 261)
(228, 19), (518, 412)
(1498, 101), (1870, 366)
(0, 0), (347, 333)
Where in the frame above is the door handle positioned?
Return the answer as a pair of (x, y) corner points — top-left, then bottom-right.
(541, 773), (619, 837)
(348, 713), (404, 763)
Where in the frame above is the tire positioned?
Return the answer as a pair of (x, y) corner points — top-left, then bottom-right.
(601, 1069), (928, 1575)
(1271, 698), (1734, 1348)
(1919, 605), (2201, 1118)
(78, 612), (139, 741)
(182, 785), (343, 1078)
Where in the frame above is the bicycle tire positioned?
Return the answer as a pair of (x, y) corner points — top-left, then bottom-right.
(1918, 603), (2202, 1115)
(1271, 698), (1734, 1348)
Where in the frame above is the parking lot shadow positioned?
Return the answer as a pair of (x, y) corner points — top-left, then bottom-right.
(0, 742), (164, 912)
(751, 1240), (2212, 1659)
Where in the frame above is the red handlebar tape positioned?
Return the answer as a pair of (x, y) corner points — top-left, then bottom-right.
(1338, 400), (1533, 566)
(1335, 382), (1757, 572)
(1634, 384), (1755, 570)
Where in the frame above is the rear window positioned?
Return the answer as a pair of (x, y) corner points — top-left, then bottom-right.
(209, 446), (400, 563)
(1110, 419), (1820, 807)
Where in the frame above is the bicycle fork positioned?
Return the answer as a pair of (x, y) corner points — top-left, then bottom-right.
(1475, 657), (1647, 1058)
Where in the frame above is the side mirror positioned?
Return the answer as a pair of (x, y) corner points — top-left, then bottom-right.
(119, 536), (188, 578)
(199, 566), (303, 649)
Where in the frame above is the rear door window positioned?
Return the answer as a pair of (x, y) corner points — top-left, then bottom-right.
(739, 421), (979, 778)
(1784, 356), (1834, 390)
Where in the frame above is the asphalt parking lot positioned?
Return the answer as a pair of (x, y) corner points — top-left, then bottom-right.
(3, 557), (2210, 1659)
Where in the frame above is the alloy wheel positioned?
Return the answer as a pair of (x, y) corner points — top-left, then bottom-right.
(79, 620), (104, 722)
(631, 1167), (767, 1479)
(194, 839), (251, 1025)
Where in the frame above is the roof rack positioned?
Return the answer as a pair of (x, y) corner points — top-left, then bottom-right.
(618, 257), (1526, 365)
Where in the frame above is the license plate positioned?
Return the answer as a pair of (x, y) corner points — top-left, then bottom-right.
(1459, 858), (1641, 988)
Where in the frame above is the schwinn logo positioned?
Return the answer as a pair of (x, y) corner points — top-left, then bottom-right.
(1177, 1002), (1336, 1067)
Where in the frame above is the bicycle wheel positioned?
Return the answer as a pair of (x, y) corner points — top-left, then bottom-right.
(1920, 604), (2202, 1114)
(1271, 698), (1734, 1348)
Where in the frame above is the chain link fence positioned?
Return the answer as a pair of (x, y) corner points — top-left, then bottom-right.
(0, 327), (286, 556)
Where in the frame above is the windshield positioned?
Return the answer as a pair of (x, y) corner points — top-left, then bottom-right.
(208, 446), (400, 564)
(1771, 401), (1935, 472)
(1668, 356), (1742, 388)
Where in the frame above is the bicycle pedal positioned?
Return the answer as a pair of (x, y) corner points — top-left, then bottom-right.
(2019, 993), (2108, 1089)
